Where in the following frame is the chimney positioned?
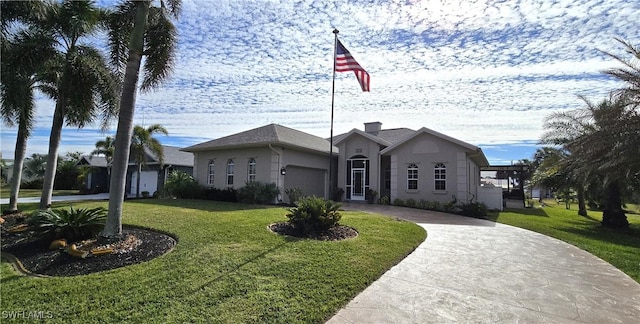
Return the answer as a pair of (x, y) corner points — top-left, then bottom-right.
(364, 122), (382, 135)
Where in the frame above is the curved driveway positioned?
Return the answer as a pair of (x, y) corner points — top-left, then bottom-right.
(328, 203), (640, 323)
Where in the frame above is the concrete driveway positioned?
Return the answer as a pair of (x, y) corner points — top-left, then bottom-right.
(328, 203), (640, 323)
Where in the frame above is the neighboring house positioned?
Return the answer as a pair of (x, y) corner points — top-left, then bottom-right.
(78, 145), (194, 196)
(77, 155), (109, 193)
(183, 122), (491, 206)
(182, 124), (337, 201)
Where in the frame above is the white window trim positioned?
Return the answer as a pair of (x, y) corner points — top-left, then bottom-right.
(407, 163), (418, 190)
(207, 159), (215, 186)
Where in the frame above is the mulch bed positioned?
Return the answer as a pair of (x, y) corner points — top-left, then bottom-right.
(1, 214), (176, 277)
(268, 222), (358, 241)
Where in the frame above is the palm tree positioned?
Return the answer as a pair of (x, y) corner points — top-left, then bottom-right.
(103, 0), (180, 237)
(23, 154), (48, 182)
(1, 0), (56, 213)
(38, 0), (119, 209)
(541, 95), (632, 228)
(92, 136), (116, 165)
(130, 124), (168, 198)
(602, 38), (640, 107)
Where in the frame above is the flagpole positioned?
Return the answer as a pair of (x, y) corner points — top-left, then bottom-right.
(329, 29), (339, 200)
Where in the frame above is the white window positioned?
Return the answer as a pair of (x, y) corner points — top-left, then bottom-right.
(435, 163), (446, 190)
(248, 158), (256, 182)
(407, 163), (418, 190)
(207, 160), (215, 185)
(226, 159), (234, 186)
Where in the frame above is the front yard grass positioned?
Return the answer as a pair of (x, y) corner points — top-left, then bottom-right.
(487, 200), (640, 283)
(0, 199), (426, 323)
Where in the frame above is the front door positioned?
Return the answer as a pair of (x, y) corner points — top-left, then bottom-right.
(351, 168), (365, 201)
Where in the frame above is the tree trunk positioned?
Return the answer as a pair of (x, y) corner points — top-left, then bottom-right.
(601, 181), (629, 228)
(577, 185), (587, 217)
(39, 97), (65, 209)
(103, 1), (150, 237)
(136, 163), (141, 198)
(7, 121), (29, 212)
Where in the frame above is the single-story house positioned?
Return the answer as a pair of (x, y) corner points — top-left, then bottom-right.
(182, 124), (336, 200)
(78, 145), (193, 196)
(182, 122), (493, 206)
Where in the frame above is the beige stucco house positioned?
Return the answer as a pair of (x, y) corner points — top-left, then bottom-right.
(182, 122), (491, 205)
(182, 124), (337, 200)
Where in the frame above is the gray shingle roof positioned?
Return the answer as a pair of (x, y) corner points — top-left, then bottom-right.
(78, 155), (108, 167)
(332, 127), (415, 146)
(79, 145), (193, 168)
(182, 124), (338, 155)
(153, 146), (193, 166)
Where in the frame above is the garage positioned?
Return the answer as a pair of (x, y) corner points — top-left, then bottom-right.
(283, 166), (326, 199)
(130, 170), (159, 196)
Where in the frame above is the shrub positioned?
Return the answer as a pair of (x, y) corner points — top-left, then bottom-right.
(379, 195), (390, 205)
(285, 196), (342, 233)
(237, 182), (280, 204)
(28, 207), (107, 241)
(365, 188), (378, 204)
(162, 171), (201, 198)
(393, 198), (405, 206)
(405, 198), (417, 208)
(21, 178), (43, 189)
(458, 202), (489, 218)
(418, 199), (429, 209)
(200, 187), (238, 202)
(284, 187), (305, 205)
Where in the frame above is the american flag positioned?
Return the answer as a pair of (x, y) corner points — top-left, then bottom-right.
(335, 39), (370, 92)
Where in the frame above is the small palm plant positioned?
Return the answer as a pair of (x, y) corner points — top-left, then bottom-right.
(285, 196), (342, 234)
(28, 206), (107, 241)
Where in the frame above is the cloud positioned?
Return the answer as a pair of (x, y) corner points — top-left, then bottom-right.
(2, 0), (638, 164)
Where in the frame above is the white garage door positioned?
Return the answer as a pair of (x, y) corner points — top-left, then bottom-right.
(131, 171), (158, 196)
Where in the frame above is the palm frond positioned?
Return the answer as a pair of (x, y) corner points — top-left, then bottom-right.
(141, 7), (177, 91)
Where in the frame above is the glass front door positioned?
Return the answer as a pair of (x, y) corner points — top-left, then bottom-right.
(351, 169), (365, 200)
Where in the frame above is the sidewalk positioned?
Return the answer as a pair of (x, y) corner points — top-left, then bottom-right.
(1, 193), (112, 206)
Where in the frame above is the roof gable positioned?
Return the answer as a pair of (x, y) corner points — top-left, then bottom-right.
(182, 124), (338, 155)
(333, 129), (392, 146)
(380, 127), (489, 166)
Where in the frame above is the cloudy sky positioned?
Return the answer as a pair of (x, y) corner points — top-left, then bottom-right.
(1, 0), (638, 165)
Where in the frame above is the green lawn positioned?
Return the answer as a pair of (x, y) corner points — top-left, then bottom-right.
(0, 184), (78, 199)
(487, 199), (640, 283)
(0, 199), (426, 323)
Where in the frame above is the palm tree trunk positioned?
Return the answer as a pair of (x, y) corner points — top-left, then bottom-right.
(577, 185), (587, 217)
(7, 121), (29, 212)
(103, 1), (150, 237)
(601, 181), (629, 228)
(39, 97), (65, 209)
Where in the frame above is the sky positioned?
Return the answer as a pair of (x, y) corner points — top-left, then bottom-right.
(1, 0), (638, 165)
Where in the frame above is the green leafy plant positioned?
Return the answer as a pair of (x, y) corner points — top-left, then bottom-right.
(284, 187), (305, 205)
(28, 206), (107, 241)
(365, 188), (378, 204)
(237, 182), (280, 204)
(393, 198), (405, 206)
(162, 170), (201, 198)
(458, 202), (489, 218)
(379, 195), (390, 205)
(405, 198), (417, 208)
(285, 196), (342, 233)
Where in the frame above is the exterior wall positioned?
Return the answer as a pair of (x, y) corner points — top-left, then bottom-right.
(193, 146), (330, 199)
(387, 133), (471, 204)
(193, 147), (274, 189)
(281, 147), (330, 199)
(336, 134), (383, 200)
